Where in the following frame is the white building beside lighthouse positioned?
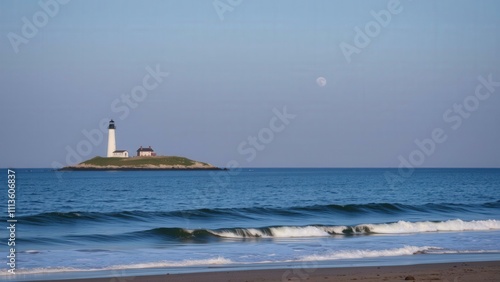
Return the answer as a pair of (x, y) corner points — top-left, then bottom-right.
(137, 146), (156, 157)
(107, 120), (129, 158)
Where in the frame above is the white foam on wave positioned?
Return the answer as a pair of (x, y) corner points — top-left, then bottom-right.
(108, 256), (233, 269)
(210, 228), (269, 238)
(0, 246), (437, 275)
(209, 219), (500, 238)
(23, 250), (41, 254)
(0, 257), (232, 275)
(300, 246), (436, 261)
(363, 219), (500, 234)
(423, 249), (500, 255)
(210, 226), (343, 238)
(269, 226), (331, 237)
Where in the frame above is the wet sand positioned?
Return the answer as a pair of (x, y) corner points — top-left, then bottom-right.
(33, 260), (500, 282)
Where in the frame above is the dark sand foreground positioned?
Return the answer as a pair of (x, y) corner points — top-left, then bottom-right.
(35, 261), (500, 282)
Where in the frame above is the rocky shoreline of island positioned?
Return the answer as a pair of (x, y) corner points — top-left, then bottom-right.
(59, 166), (222, 171)
(59, 167), (225, 171)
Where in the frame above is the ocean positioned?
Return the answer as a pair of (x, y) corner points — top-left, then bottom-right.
(1, 168), (500, 281)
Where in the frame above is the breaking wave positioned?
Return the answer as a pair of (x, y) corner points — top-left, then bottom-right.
(137, 219), (500, 240)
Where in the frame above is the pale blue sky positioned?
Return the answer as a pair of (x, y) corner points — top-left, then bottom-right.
(1, 0), (499, 168)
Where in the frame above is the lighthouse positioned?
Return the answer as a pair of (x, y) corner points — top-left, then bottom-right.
(107, 120), (129, 158)
(107, 120), (116, 157)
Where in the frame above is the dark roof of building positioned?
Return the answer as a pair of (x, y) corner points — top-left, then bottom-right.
(108, 120), (116, 129)
(137, 147), (154, 152)
(113, 150), (128, 153)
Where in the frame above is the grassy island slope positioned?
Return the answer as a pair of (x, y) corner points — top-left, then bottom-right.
(60, 156), (220, 170)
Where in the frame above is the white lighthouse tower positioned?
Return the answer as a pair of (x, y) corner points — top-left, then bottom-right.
(107, 120), (117, 157)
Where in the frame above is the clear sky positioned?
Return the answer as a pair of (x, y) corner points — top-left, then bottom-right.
(1, 0), (499, 168)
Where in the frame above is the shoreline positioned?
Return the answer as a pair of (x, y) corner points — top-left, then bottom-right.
(58, 167), (224, 171)
(26, 261), (500, 282)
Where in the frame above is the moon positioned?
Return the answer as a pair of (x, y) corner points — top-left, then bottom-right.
(316, 76), (327, 87)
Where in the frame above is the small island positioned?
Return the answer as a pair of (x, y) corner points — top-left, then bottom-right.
(60, 120), (221, 171)
(60, 156), (220, 171)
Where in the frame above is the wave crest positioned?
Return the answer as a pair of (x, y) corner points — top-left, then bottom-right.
(146, 219), (500, 239)
(361, 219), (500, 234)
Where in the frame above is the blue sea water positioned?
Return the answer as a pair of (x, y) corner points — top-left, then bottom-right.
(1, 168), (500, 281)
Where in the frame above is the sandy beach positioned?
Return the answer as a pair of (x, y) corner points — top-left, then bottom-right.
(32, 261), (500, 282)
